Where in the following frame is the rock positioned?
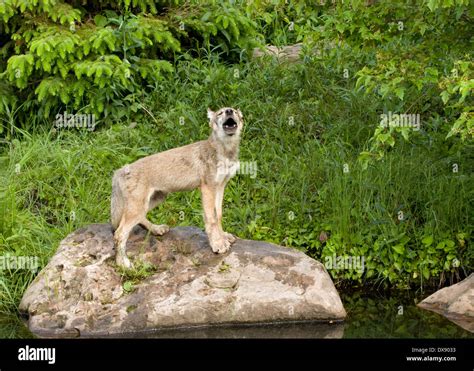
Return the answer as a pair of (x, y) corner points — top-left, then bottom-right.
(252, 43), (304, 63)
(418, 274), (474, 333)
(251, 37), (336, 63)
(19, 224), (346, 338)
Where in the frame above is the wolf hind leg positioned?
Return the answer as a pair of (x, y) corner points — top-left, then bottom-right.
(140, 219), (170, 235)
(140, 189), (169, 235)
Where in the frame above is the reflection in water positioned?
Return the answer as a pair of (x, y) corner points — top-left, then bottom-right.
(341, 292), (473, 339)
(1, 291), (473, 338)
(102, 322), (344, 339)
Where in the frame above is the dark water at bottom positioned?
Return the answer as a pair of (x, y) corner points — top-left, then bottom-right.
(1, 291), (472, 338)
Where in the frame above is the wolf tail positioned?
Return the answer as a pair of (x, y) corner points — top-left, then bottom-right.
(111, 170), (124, 231)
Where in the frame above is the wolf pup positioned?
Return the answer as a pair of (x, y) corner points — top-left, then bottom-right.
(111, 107), (243, 268)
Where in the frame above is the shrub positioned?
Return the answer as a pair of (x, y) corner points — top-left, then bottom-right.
(0, 0), (258, 130)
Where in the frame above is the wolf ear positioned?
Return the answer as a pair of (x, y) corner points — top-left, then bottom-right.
(207, 108), (215, 121)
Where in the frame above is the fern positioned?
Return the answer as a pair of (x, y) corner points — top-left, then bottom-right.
(47, 3), (81, 25)
(89, 27), (117, 54)
(136, 58), (173, 80)
(6, 54), (35, 88)
(0, 0), (258, 125)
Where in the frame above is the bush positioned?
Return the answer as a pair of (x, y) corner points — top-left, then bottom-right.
(0, 0), (258, 129)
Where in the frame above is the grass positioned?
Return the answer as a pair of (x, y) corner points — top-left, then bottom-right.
(0, 55), (472, 317)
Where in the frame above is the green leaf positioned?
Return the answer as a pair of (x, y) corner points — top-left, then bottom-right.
(421, 235), (434, 246)
(427, 0), (437, 11)
(394, 87), (405, 101)
(378, 132), (390, 143)
(400, 127), (410, 141)
(222, 16), (229, 29)
(422, 267), (430, 280)
(336, 23), (345, 34)
(425, 67), (438, 77)
(386, 135), (395, 147)
(123, 281), (134, 292)
(95, 15), (107, 27)
(444, 240), (455, 249)
(392, 244), (405, 254)
(440, 90), (450, 104)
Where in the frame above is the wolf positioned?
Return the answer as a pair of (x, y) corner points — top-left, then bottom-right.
(111, 107), (243, 268)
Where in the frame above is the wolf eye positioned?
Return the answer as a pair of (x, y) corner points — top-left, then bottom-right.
(217, 112), (223, 116)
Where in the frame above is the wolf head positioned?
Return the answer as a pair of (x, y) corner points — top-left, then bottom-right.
(207, 107), (244, 141)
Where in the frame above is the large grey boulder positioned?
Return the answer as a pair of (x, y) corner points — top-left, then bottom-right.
(418, 274), (473, 333)
(19, 224), (346, 338)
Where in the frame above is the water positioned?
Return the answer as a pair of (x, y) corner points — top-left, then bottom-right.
(340, 291), (472, 338)
(1, 291), (472, 338)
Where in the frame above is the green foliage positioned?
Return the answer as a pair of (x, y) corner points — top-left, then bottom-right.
(315, 0), (474, 159)
(0, 0), (259, 128)
(440, 60), (474, 141)
(118, 259), (157, 295)
(244, 0), (321, 45)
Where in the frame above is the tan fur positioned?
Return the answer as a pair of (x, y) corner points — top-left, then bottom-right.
(111, 107), (243, 268)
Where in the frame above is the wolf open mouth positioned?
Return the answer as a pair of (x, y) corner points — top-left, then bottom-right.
(223, 118), (237, 134)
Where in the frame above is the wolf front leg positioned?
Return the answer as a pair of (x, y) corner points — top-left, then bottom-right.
(201, 184), (231, 253)
(214, 183), (236, 244)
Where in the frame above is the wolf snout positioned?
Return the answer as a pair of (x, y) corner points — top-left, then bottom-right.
(223, 117), (238, 134)
(225, 108), (233, 116)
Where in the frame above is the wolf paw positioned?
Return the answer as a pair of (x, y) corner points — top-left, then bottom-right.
(223, 232), (236, 244)
(116, 255), (134, 269)
(150, 224), (170, 236)
(210, 235), (231, 254)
